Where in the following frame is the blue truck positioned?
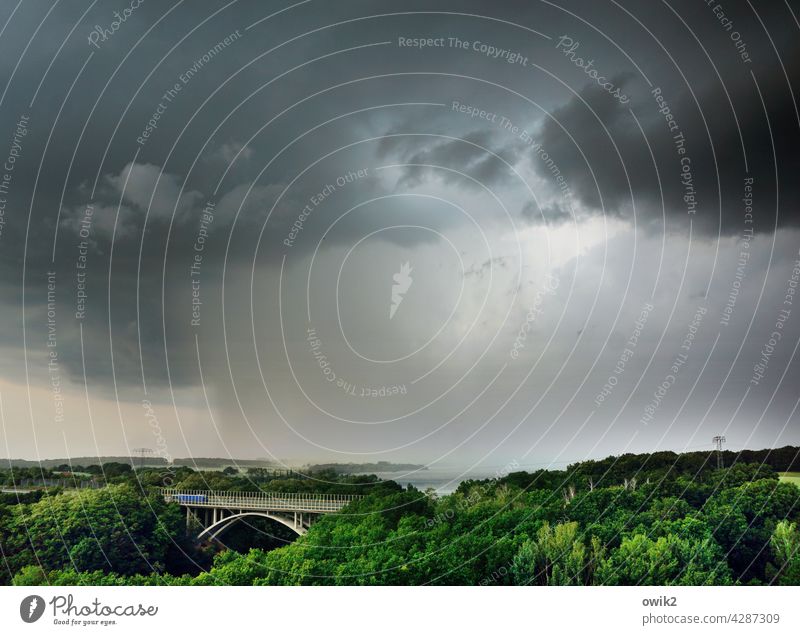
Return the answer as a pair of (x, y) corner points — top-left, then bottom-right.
(170, 494), (207, 504)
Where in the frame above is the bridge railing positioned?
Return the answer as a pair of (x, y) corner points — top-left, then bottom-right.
(159, 488), (363, 513)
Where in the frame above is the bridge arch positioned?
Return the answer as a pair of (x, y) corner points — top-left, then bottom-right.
(197, 511), (307, 541)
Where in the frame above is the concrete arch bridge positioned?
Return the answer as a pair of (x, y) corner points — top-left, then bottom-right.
(161, 488), (362, 539)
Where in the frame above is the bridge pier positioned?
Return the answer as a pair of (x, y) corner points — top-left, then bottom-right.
(185, 507), (200, 534)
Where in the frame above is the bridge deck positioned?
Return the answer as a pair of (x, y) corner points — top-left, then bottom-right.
(160, 488), (362, 513)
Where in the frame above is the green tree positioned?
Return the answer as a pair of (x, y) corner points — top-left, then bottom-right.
(3, 484), (195, 579)
(767, 520), (800, 585)
(703, 479), (800, 581)
(510, 522), (605, 585)
(596, 533), (732, 585)
(12, 565), (191, 586)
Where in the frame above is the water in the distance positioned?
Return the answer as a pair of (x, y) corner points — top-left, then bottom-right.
(372, 468), (499, 494)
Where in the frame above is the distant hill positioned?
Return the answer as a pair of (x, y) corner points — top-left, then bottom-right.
(0, 457), (282, 469)
(305, 461), (427, 474)
(1, 457), (427, 473)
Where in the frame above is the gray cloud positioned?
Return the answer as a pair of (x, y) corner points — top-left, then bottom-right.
(0, 0), (797, 461)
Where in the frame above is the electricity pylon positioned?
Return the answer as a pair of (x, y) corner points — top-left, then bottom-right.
(133, 447), (153, 471)
(712, 436), (726, 469)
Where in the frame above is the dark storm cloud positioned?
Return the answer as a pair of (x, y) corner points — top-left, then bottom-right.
(0, 0), (794, 392)
(0, 0), (798, 460)
(531, 7), (800, 235)
(377, 129), (524, 190)
(366, 2), (800, 236)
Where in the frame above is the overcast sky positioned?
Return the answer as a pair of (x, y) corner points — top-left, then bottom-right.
(0, 0), (798, 471)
